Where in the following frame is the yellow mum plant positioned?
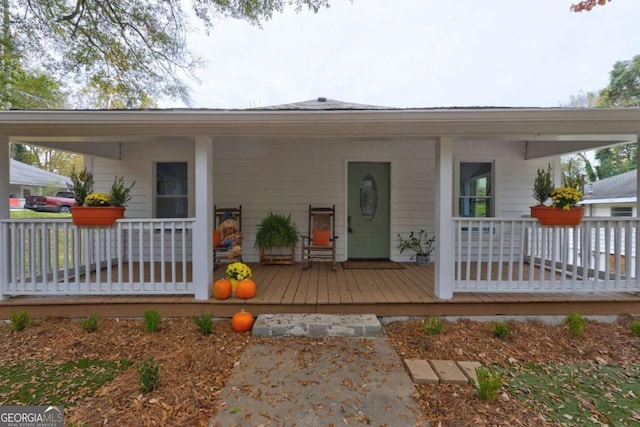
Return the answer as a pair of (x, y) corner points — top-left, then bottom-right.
(226, 262), (252, 281)
(83, 192), (113, 207)
(551, 187), (582, 210)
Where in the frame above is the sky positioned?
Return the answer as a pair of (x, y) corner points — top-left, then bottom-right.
(166, 0), (640, 109)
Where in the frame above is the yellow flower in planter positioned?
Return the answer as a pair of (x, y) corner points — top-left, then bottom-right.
(551, 187), (582, 210)
(226, 262), (252, 281)
(84, 192), (113, 207)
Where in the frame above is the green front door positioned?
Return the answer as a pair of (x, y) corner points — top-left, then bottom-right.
(347, 162), (390, 259)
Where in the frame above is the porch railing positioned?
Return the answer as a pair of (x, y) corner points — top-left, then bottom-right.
(454, 216), (640, 293)
(0, 218), (194, 297)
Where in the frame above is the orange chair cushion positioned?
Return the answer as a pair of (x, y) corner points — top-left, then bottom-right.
(312, 229), (331, 246)
(213, 230), (221, 247)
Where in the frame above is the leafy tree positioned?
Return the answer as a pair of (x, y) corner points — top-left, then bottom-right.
(1, 0), (332, 106)
(571, 0), (613, 12)
(578, 152), (597, 183)
(594, 143), (637, 179)
(563, 90), (599, 108)
(597, 55), (640, 108)
(587, 55), (640, 180)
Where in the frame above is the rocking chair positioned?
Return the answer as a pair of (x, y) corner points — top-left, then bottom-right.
(300, 205), (337, 270)
(213, 205), (243, 270)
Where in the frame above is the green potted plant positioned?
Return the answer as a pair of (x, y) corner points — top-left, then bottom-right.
(255, 211), (299, 265)
(530, 163), (584, 226)
(532, 163), (553, 206)
(109, 176), (136, 208)
(396, 229), (435, 265)
(68, 166), (95, 206)
(68, 168), (135, 226)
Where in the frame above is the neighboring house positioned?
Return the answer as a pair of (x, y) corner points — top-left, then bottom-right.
(1, 98), (640, 304)
(9, 159), (71, 207)
(581, 169), (638, 274)
(582, 169), (637, 217)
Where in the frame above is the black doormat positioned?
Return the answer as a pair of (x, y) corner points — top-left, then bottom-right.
(341, 261), (404, 270)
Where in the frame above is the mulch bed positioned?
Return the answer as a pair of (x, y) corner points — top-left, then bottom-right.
(1, 315), (639, 426)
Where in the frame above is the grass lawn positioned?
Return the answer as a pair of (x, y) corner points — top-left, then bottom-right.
(0, 359), (132, 406)
(10, 210), (71, 219)
(503, 363), (640, 426)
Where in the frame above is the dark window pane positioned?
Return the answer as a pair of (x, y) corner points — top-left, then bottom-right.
(156, 162), (188, 218)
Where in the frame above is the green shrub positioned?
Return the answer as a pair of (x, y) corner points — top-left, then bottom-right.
(137, 358), (161, 393)
(424, 315), (443, 335)
(143, 309), (161, 332)
(81, 314), (99, 333)
(193, 312), (213, 336)
(493, 321), (509, 340)
(630, 320), (640, 337)
(474, 366), (503, 400)
(566, 312), (586, 337)
(8, 310), (32, 332)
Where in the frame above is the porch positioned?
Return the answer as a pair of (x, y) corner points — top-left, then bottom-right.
(2, 216), (640, 318)
(1, 261), (639, 319)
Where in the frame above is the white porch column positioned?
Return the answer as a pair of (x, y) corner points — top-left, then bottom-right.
(435, 136), (454, 299)
(193, 136), (214, 300)
(0, 137), (9, 219)
(1, 138), (9, 300)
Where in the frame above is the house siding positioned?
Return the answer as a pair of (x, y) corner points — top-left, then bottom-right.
(88, 137), (552, 263)
(587, 203), (636, 217)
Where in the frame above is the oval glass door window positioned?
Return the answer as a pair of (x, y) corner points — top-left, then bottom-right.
(359, 174), (378, 221)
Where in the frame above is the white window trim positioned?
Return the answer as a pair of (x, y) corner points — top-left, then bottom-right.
(454, 159), (497, 217)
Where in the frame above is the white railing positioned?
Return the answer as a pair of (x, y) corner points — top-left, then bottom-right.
(0, 218), (195, 297)
(454, 217), (640, 293)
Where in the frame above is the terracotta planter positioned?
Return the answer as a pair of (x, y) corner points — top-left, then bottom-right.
(71, 206), (125, 226)
(530, 205), (584, 226)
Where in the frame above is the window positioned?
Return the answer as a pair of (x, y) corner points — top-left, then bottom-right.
(155, 162), (188, 218)
(611, 206), (633, 217)
(458, 162), (493, 217)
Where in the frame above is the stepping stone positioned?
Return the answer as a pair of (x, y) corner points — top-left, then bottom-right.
(429, 360), (468, 385)
(252, 313), (384, 337)
(404, 359), (439, 384)
(456, 361), (482, 385)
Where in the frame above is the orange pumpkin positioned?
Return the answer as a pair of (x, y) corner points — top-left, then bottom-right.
(235, 279), (256, 299)
(231, 310), (254, 332)
(212, 278), (232, 300)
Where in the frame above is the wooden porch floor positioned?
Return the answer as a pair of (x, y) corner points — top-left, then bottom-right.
(2, 262), (640, 318)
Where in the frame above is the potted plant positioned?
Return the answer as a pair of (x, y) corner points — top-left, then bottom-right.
(255, 211), (299, 264)
(68, 166), (95, 207)
(396, 229), (435, 265)
(68, 168), (136, 226)
(530, 163), (584, 226)
(532, 163), (553, 207)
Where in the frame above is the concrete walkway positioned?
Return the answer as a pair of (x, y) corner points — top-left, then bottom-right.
(210, 314), (428, 426)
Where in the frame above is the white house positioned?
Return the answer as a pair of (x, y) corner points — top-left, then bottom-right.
(1, 99), (640, 312)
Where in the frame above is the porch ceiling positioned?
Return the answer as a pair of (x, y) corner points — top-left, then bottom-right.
(2, 108), (640, 157)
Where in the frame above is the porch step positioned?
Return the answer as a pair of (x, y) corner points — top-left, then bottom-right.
(252, 313), (384, 337)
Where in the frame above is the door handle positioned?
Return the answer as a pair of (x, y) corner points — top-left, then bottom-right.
(348, 212), (353, 233)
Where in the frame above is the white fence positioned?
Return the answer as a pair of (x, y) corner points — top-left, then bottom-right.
(454, 217), (640, 293)
(0, 218), (195, 296)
